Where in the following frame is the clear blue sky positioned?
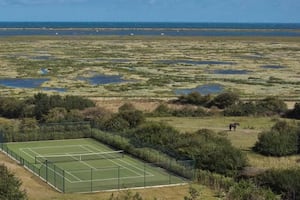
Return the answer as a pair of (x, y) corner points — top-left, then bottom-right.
(0, 0), (299, 23)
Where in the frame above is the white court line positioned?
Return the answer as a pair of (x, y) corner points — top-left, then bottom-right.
(69, 167), (123, 173)
(85, 145), (154, 176)
(79, 145), (143, 176)
(63, 170), (82, 181)
(28, 148), (82, 181)
(19, 148), (35, 159)
(69, 174), (148, 183)
(65, 153), (96, 170)
(20, 145), (84, 150)
(80, 145), (151, 177)
(20, 148), (82, 183)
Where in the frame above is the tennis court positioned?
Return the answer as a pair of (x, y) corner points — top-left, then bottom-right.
(3, 138), (186, 193)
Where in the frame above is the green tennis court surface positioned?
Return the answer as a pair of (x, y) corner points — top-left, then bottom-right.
(3, 138), (186, 193)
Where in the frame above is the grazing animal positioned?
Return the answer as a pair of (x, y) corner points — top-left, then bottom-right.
(229, 122), (240, 131)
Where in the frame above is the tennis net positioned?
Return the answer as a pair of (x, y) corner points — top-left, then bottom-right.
(35, 150), (124, 164)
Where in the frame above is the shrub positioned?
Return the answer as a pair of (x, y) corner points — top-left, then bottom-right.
(256, 96), (287, 116)
(253, 121), (298, 156)
(118, 102), (136, 112)
(178, 130), (247, 176)
(118, 110), (145, 129)
(226, 180), (279, 200)
(256, 168), (300, 200)
(224, 102), (257, 116)
(103, 115), (130, 132)
(0, 164), (27, 200)
(211, 92), (240, 109)
(176, 92), (212, 106)
(132, 121), (180, 148)
(172, 106), (208, 117)
(151, 104), (172, 117)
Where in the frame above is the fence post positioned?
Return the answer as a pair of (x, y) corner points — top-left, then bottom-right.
(169, 159), (171, 184)
(144, 162), (146, 187)
(91, 168), (93, 192)
(62, 170), (65, 193)
(45, 160), (48, 182)
(118, 166), (120, 190)
(54, 165), (56, 187)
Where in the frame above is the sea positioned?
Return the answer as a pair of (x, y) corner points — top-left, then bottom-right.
(0, 22), (300, 37)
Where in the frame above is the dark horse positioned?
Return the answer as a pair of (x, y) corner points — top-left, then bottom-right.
(229, 122), (240, 131)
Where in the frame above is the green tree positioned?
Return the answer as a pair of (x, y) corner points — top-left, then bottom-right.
(132, 121), (180, 148)
(256, 96), (287, 115)
(254, 121), (298, 156)
(64, 95), (95, 111)
(19, 118), (38, 133)
(177, 130), (247, 176)
(103, 114), (130, 132)
(211, 92), (239, 109)
(0, 164), (27, 200)
(44, 107), (68, 123)
(33, 93), (50, 120)
(118, 110), (145, 129)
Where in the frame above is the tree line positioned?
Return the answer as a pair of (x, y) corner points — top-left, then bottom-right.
(173, 91), (300, 119)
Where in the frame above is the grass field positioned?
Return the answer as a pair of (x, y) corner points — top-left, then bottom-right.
(4, 138), (186, 193)
(148, 116), (300, 169)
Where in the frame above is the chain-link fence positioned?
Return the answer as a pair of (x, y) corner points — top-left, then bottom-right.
(0, 143), (188, 193)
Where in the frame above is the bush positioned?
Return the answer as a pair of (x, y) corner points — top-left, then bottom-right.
(224, 102), (257, 116)
(226, 180), (278, 200)
(177, 92), (212, 106)
(151, 104), (172, 117)
(256, 168), (300, 200)
(211, 92), (240, 109)
(132, 121), (180, 148)
(103, 115), (130, 132)
(178, 130), (247, 176)
(0, 164), (27, 200)
(253, 121), (298, 156)
(256, 96), (287, 116)
(118, 110), (145, 129)
(172, 106), (208, 117)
